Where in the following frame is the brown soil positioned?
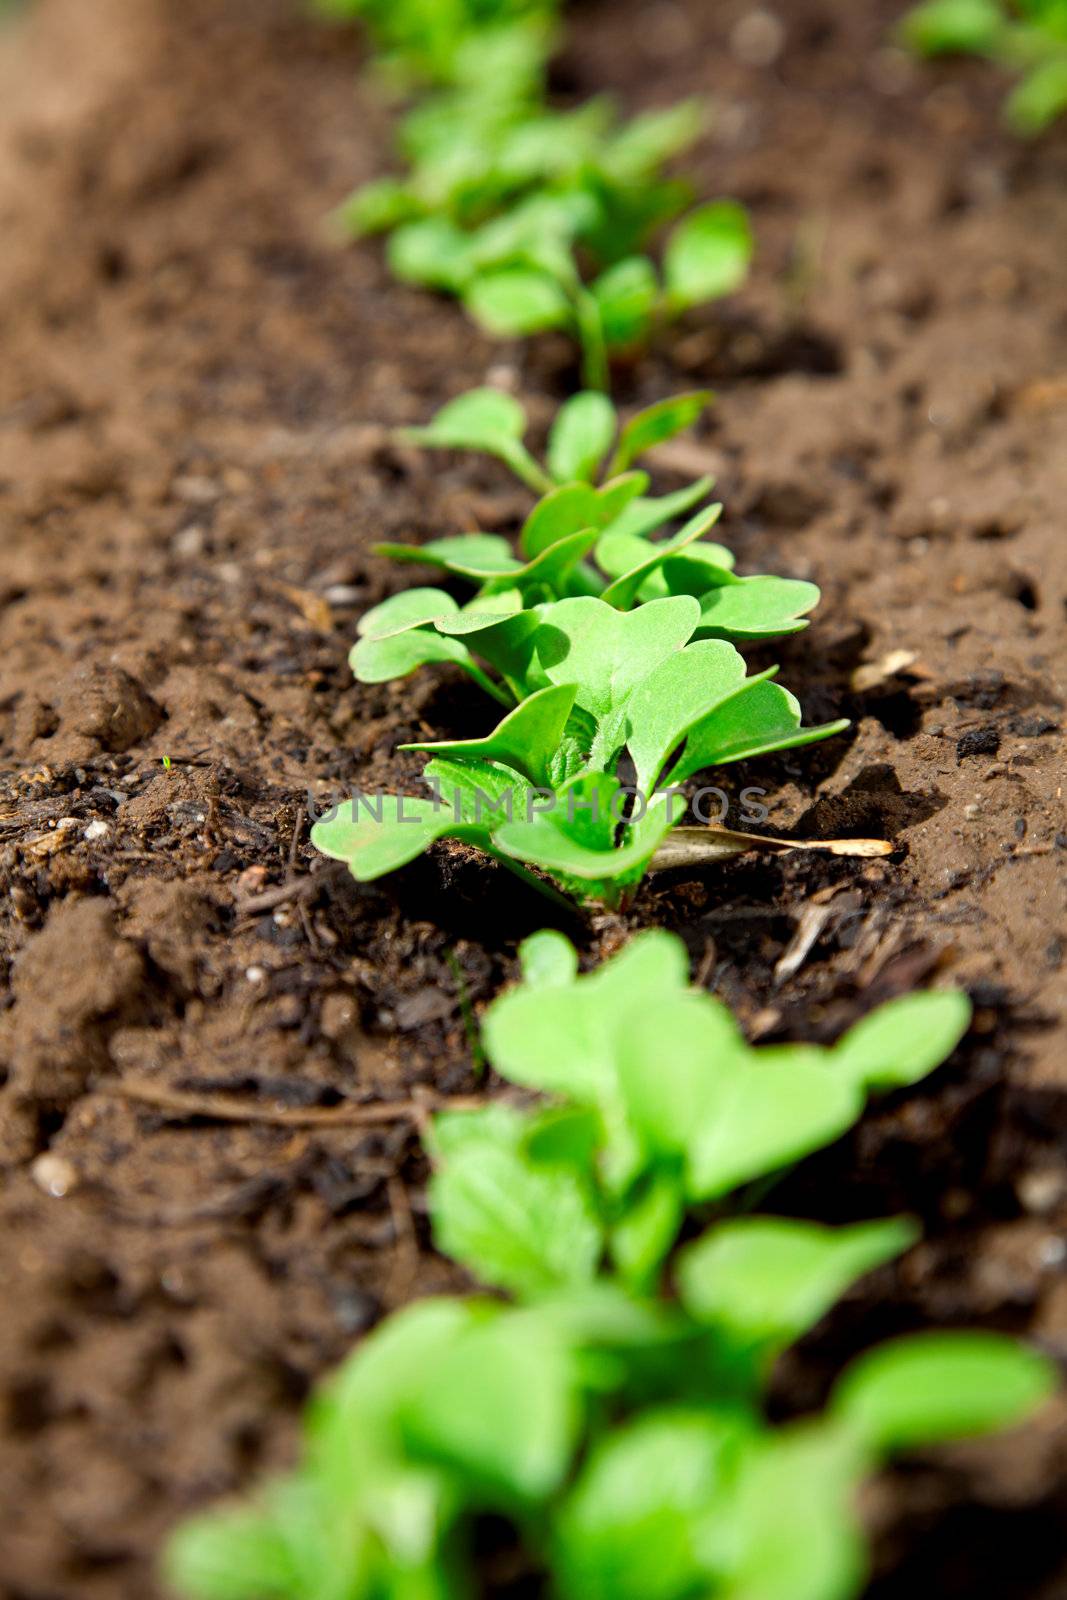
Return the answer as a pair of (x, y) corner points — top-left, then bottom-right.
(0, 0), (1065, 1595)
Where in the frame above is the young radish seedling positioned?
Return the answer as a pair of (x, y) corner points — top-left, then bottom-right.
(328, 0), (751, 385)
(315, 596), (847, 908)
(167, 931), (1055, 1600)
(355, 389), (821, 677)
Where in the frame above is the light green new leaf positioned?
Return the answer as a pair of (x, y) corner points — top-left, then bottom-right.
(901, 0), (1006, 56)
(831, 990), (972, 1092)
(374, 532), (520, 577)
(623, 639), (757, 793)
(534, 595), (700, 728)
(610, 1170), (686, 1291)
(547, 392), (618, 484)
(357, 588), (459, 640)
(484, 929), (690, 1102)
(350, 626), (476, 685)
(401, 387), (548, 492)
(388, 217), (475, 291)
(615, 1002), (862, 1201)
(311, 793), (466, 881)
(608, 390), (713, 476)
(521, 484), (608, 558)
(600, 503), (724, 610)
(400, 1309), (581, 1503)
(1008, 58), (1067, 136)
(677, 1217), (918, 1357)
(715, 1425), (867, 1600)
(833, 1332), (1057, 1453)
(465, 266), (573, 336)
(603, 476), (717, 543)
(685, 1043), (864, 1201)
(667, 678), (849, 785)
(430, 1106), (604, 1298)
(695, 575), (822, 642)
(402, 682), (577, 788)
(604, 97), (706, 180)
(337, 175), (422, 238)
(664, 200), (753, 309)
(518, 928), (579, 988)
(554, 1409), (747, 1600)
(591, 256), (660, 347)
(164, 1506), (302, 1600)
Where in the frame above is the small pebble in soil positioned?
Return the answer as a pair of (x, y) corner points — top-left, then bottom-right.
(730, 8), (785, 67)
(84, 819), (110, 841)
(957, 726), (1001, 762)
(1017, 1170), (1066, 1215)
(244, 965), (268, 984)
(30, 1153), (78, 1198)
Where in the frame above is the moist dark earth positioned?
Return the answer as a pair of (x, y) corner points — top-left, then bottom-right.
(0, 0), (1065, 1595)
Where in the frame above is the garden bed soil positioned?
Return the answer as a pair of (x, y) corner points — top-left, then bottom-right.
(0, 0), (1065, 1595)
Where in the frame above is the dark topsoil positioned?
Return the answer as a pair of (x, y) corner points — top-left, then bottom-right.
(0, 0), (1065, 1594)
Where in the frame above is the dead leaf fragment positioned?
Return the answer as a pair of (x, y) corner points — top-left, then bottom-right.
(851, 649), (918, 693)
(651, 825), (893, 872)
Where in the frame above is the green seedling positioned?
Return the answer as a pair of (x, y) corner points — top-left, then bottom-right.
(400, 384), (714, 491)
(316, 596), (848, 907)
(167, 931), (1054, 1600)
(903, 0), (1067, 131)
(363, 389), (820, 645)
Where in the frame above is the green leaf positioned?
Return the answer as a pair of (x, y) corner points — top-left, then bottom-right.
(902, 0), (1006, 56)
(311, 793), (466, 881)
(599, 502), (724, 611)
(534, 594), (700, 733)
(484, 928), (690, 1102)
(400, 389), (549, 491)
(664, 200), (753, 309)
(695, 575), (822, 642)
(677, 1217), (918, 1357)
(716, 1425), (867, 1600)
(163, 1505), (302, 1600)
(521, 484), (606, 558)
(603, 476), (716, 543)
(336, 175), (422, 237)
(603, 98), (706, 180)
(614, 1001), (863, 1201)
(402, 682), (578, 788)
(610, 1170), (686, 1290)
(496, 786), (675, 901)
(357, 588), (459, 640)
(350, 626), (499, 697)
(547, 392), (618, 485)
(1007, 56), (1067, 133)
(400, 1308), (581, 1502)
(591, 256), (660, 347)
(516, 930), (577, 990)
(554, 1409), (747, 1600)
(833, 1332), (1057, 1453)
(374, 533), (520, 578)
(667, 677), (848, 785)
(430, 1106), (604, 1298)
(831, 990), (972, 1092)
(465, 266), (573, 335)
(623, 637), (753, 793)
(388, 217), (474, 291)
(608, 390), (713, 475)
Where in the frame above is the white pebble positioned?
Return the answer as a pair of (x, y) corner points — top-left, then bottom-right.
(31, 1153), (78, 1198)
(730, 9), (785, 67)
(245, 965), (268, 984)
